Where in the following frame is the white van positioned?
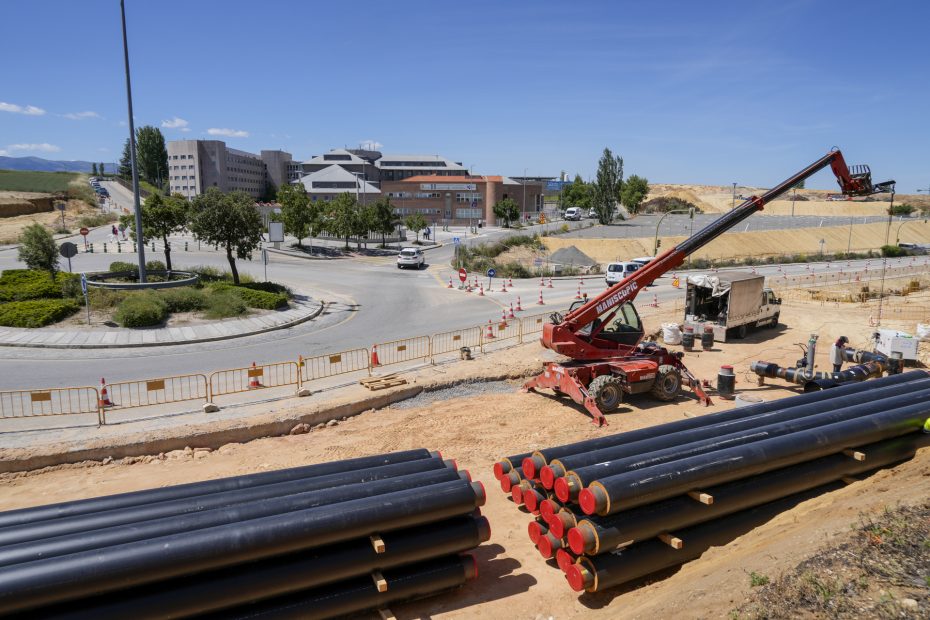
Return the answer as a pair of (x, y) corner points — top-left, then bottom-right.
(605, 261), (640, 285)
(564, 207), (582, 221)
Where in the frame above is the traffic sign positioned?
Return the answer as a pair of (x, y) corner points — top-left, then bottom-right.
(80, 273), (87, 295)
(59, 242), (78, 259)
(458, 268), (467, 282)
(453, 237), (461, 246)
(533, 258), (543, 267)
(79, 227), (90, 237)
(487, 268), (496, 278)
(55, 203), (66, 211)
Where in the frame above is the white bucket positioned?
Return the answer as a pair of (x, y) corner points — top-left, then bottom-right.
(733, 393), (764, 408)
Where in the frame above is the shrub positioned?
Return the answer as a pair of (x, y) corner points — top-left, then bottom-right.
(237, 281), (292, 297)
(0, 299), (79, 328)
(187, 265), (254, 283)
(890, 203), (915, 216)
(209, 283), (288, 309)
(0, 270), (78, 302)
(159, 287), (207, 312)
(146, 260), (166, 272)
(17, 223), (59, 273)
(204, 289), (247, 319)
(113, 292), (168, 327)
(88, 287), (129, 309)
(78, 212), (118, 227)
(108, 261), (137, 273)
(881, 244), (905, 257)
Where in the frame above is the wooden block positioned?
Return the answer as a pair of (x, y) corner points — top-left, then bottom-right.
(370, 534), (385, 553)
(843, 449), (866, 461)
(372, 571), (387, 593)
(687, 491), (714, 505)
(378, 609), (396, 620)
(658, 533), (683, 549)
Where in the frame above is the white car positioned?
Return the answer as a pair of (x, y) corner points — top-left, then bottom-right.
(564, 207), (582, 221)
(605, 261), (640, 285)
(397, 247), (425, 269)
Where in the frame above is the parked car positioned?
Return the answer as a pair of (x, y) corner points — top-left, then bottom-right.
(588, 208), (597, 218)
(397, 247), (425, 269)
(604, 261), (640, 285)
(630, 256), (654, 268)
(564, 207), (582, 221)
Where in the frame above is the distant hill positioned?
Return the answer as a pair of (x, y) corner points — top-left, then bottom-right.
(0, 156), (116, 174)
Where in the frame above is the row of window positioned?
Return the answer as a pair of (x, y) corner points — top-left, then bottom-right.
(172, 164), (194, 171)
(455, 192), (482, 203)
(392, 208), (442, 215)
(171, 154), (192, 160)
(455, 208), (482, 218)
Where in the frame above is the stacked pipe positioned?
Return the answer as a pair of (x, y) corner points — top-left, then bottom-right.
(751, 345), (902, 392)
(0, 449), (488, 619)
(493, 371), (930, 593)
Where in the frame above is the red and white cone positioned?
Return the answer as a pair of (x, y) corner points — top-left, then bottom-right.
(575, 285), (582, 300)
(248, 362), (264, 389)
(370, 345), (381, 367)
(501, 281), (508, 293)
(508, 303), (516, 319)
(538, 290), (545, 305)
(485, 319), (496, 339)
(539, 277), (545, 287)
(580, 277), (585, 286)
(516, 296), (523, 311)
(651, 295), (659, 308)
(501, 308), (508, 324)
(447, 276), (453, 288)
(478, 283), (484, 296)
(508, 277), (514, 288)
(547, 277), (553, 288)
(99, 378), (114, 407)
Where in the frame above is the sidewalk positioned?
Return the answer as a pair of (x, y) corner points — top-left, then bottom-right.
(0, 296), (324, 349)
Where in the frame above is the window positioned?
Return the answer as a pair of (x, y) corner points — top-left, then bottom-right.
(455, 208), (482, 219)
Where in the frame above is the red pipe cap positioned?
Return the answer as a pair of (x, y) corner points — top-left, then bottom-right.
(567, 526), (589, 555)
(565, 564), (591, 592)
(549, 513), (568, 539)
(537, 533), (561, 559)
(539, 466), (556, 489)
(578, 488), (598, 515)
(492, 461), (505, 480)
(521, 456), (539, 479)
(527, 520), (547, 544)
(555, 548), (575, 573)
(511, 485), (524, 505)
(539, 499), (559, 522)
(524, 490), (542, 513)
(553, 477), (571, 503)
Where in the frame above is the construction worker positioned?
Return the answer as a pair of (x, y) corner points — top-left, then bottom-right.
(830, 336), (849, 373)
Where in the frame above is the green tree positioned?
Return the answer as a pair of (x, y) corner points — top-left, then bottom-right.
(135, 126), (168, 188)
(621, 174), (649, 214)
(18, 223), (59, 274)
(277, 184), (315, 248)
(493, 197), (520, 228)
(140, 193), (188, 271)
(99, 162), (106, 177)
(189, 188), (263, 284)
(404, 213), (428, 243)
(118, 139), (133, 179)
(91, 163), (98, 176)
(324, 192), (362, 249)
(371, 196), (400, 247)
(593, 147), (623, 224)
(563, 174), (592, 211)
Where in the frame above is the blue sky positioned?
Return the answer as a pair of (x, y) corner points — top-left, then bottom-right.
(1, 0), (927, 192)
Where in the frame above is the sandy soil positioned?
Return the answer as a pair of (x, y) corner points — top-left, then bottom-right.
(0, 197), (101, 244)
(0, 298), (927, 619)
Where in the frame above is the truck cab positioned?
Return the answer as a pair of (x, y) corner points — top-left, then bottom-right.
(684, 271), (781, 341)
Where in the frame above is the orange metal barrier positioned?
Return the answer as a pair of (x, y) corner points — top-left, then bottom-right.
(0, 387), (101, 423)
(209, 362), (300, 398)
(481, 318), (521, 351)
(431, 327), (482, 361)
(372, 336), (431, 368)
(104, 375), (209, 412)
(300, 349), (371, 382)
(520, 313), (550, 337)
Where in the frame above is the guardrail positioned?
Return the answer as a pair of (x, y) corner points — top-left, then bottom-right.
(104, 374), (209, 416)
(209, 362), (301, 399)
(300, 349), (371, 382)
(373, 336), (431, 368)
(0, 387), (101, 424)
(431, 327), (482, 362)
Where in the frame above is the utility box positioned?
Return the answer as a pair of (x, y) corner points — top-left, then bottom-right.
(875, 328), (919, 361)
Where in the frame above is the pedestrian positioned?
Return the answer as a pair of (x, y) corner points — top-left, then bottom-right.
(425, 227), (431, 240)
(830, 336), (849, 373)
(111, 225), (118, 237)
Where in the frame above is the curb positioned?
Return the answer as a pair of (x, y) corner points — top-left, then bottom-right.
(0, 299), (326, 350)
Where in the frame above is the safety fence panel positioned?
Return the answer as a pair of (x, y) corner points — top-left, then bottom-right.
(481, 319), (522, 350)
(0, 387), (100, 420)
(431, 327), (482, 359)
(209, 362), (300, 398)
(521, 313), (551, 338)
(372, 336), (431, 368)
(104, 375), (209, 412)
(300, 349), (371, 382)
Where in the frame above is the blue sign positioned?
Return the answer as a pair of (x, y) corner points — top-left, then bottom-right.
(453, 237), (460, 246)
(546, 180), (570, 191)
(487, 268), (496, 278)
(80, 273), (87, 295)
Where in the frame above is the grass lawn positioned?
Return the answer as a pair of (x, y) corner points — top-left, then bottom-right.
(0, 170), (82, 193)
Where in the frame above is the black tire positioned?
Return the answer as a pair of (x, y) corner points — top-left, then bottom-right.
(589, 374), (624, 412)
(736, 324), (748, 339)
(650, 365), (681, 401)
(769, 313), (780, 328)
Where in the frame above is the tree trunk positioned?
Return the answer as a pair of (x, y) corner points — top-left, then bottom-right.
(344, 235), (350, 250)
(162, 234), (172, 271)
(226, 247), (239, 284)
(382, 232), (386, 248)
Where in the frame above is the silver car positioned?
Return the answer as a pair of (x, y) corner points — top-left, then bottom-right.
(397, 247), (425, 269)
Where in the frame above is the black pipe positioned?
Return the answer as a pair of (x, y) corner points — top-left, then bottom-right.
(0, 449), (439, 530)
(568, 432), (927, 554)
(542, 380), (930, 493)
(0, 479), (485, 614)
(214, 554), (476, 620)
(844, 347), (902, 374)
(566, 487), (833, 592)
(0, 457), (456, 549)
(750, 359), (884, 388)
(0, 467), (467, 569)
(33, 516), (490, 620)
(580, 402), (928, 515)
(520, 370), (929, 477)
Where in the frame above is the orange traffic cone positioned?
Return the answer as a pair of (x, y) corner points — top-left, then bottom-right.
(99, 377), (114, 407)
(508, 277), (514, 288)
(500, 279), (507, 292)
(478, 283), (485, 296)
(447, 276), (453, 288)
(370, 345), (381, 367)
(539, 277), (545, 287)
(516, 296), (523, 311)
(580, 277), (584, 287)
(547, 277), (553, 288)
(538, 290), (545, 305)
(508, 303), (516, 319)
(651, 295), (659, 308)
(485, 319), (496, 339)
(575, 285), (582, 300)
(248, 362), (264, 389)
(501, 308), (508, 325)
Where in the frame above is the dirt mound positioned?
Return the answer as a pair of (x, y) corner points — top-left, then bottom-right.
(0, 192), (55, 217)
(646, 184), (717, 213)
(550, 245), (598, 267)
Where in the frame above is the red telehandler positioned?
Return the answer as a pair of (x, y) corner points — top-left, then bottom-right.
(523, 149), (894, 426)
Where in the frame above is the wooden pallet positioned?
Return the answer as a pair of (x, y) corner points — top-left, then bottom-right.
(360, 373), (408, 391)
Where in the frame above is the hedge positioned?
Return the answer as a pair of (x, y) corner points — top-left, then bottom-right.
(113, 292), (168, 328)
(209, 283), (288, 309)
(0, 270), (79, 302)
(0, 299), (80, 328)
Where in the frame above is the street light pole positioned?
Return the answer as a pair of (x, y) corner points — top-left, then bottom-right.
(732, 182), (737, 210)
(522, 167), (527, 225)
(120, 0), (146, 283)
(791, 186), (797, 217)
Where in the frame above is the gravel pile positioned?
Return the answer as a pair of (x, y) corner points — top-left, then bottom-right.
(391, 380), (516, 409)
(549, 245), (598, 267)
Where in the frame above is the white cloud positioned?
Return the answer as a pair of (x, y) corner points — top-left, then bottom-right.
(360, 140), (383, 150)
(7, 143), (61, 153)
(0, 149), (8, 156)
(180, 127), (190, 133)
(161, 116), (189, 129)
(0, 101), (46, 116)
(207, 127), (249, 138)
(63, 111), (101, 120)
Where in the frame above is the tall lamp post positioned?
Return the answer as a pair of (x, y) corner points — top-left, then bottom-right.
(522, 167), (527, 225)
(731, 182), (737, 209)
(120, 0), (146, 283)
